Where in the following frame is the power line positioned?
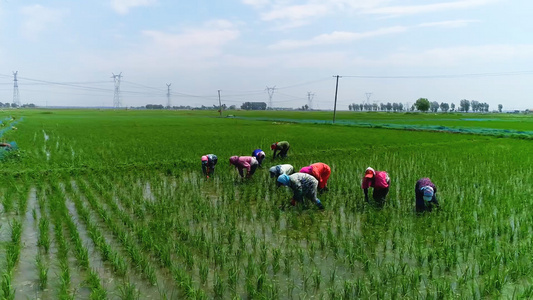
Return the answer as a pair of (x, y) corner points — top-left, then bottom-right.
(341, 70), (533, 79)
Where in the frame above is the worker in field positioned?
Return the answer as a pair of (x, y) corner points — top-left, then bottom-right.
(252, 148), (266, 167)
(415, 178), (440, 212)
(229, 156), (259, 178)
(201, 154), (218, 178)
(269, 164), (294, 179)
(277, 173), (324, 210)
(271, 141), (290, 159)
(362, 167), (390, 206)
(299, 162), (331, 193)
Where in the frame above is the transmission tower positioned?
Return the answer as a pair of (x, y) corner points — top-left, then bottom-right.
(166, 83), (171, 109)
(365, 92), (373, 104)
(307, 92), (315, 109)
(13, 71), (20, 106)
(266, 86), (276, 109)
(111, 72), (123, 108)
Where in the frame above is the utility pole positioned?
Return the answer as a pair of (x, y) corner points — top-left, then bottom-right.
(13, 71), (20, 107)
(218, 89), (222, 117)
(307, 92), (315, 110)
(166, 83), (171, 109)
(333, 75), (341, 123)
(266, 86), (276, 109)
(111, 72), (122, 108)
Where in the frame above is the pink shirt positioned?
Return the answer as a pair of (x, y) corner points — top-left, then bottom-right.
(230, 156), (257, 172)
(361, 171), (390, 189)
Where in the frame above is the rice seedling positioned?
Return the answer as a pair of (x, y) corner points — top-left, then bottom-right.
(2, 109), (533, 298)
(118, 282), (140, 300)
(36, 253), (48, 290)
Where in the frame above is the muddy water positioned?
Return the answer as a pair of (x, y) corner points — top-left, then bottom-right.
(12, 188), (40, 299)
(64, 195), (120, 299)
(68, 179), (173, 299)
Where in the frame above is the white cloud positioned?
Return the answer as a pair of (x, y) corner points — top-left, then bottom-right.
(242, 0), (270, 9)
(110, 0), (157, 15)
(269, 26), (408, 50)
(117, 20), (241, 72)
(361, 0), (499, 17)
(261, 3), (330, 21)
(418, 19), (480, 28)
(141, 27), (239, 54)
(245, 0), (497, 29)
(20, 5), (67, 39)
(366, 44), (533, 67)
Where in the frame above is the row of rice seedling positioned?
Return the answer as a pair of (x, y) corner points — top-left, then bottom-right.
(1, 110), (532, 298)
(77, 176), (159, 285)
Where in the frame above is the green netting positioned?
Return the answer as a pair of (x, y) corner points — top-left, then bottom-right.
(234, 116), (533, 139)
(0, 116), (21, 160)
(0, 141), (18, 159)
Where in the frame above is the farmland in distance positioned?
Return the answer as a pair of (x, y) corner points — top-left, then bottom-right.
(0, 109), (532, 299)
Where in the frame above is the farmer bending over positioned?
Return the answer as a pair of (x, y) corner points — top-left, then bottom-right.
(201, 154), (218, 178)
(252, 149), (266, 167)
(300, 162), (331, 193)
(415, 178), (440, 212)
(362, 167), (390, 206)
(229, 156), (259, 178)
(271, 141), (290, 159)
(269, 164), (294, 180)
(277, 173), (324, 210)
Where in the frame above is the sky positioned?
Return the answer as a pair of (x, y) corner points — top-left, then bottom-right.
(1, 0), (532, 110)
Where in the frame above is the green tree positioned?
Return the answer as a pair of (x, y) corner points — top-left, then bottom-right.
(414, 98), (430, 112)
(460, 99), (470, 112)
(498, 104), (503, 113)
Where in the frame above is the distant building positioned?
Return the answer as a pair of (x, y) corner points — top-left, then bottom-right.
(241, 102), (267, 110)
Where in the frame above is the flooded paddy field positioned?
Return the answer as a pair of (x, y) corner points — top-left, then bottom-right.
(0, 109), (532, 299)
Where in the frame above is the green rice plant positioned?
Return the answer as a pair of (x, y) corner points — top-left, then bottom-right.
(117, 282), (140, 300)
(256, 273), (265, 294)
(213, 272), (224, 299)
(520, 285), (533, 298)
(227, 262), (239, 291)
(1, 271), (14, 300)
(36, 253), (48, 290)
(271, 247), (281, 274)
(199, 262), (208, 285)
(312, 268), (321, 290)
(87, 269), (107, 299)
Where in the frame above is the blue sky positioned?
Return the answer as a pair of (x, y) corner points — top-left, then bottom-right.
(0, 0), (532, 110)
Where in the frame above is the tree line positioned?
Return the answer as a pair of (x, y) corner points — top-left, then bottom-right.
(414, 98), (501, 113)
(349, 99), (503, 113)
(349, 102), (405, 112)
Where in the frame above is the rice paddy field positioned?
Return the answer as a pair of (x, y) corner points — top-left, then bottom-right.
(0, 109), (532, 299)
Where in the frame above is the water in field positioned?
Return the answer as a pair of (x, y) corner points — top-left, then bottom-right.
(1, 110), (533, 299)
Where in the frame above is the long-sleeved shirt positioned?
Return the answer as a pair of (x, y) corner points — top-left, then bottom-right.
(230, 156), (258, 173)
(204, 154), (217, 166)
(415, 178), (436, 194)
(415, 178), (439, 210)
(270, 164), (294, 177)
(300, 163), (331, 189)
(252, 149), (265, 158)
(288, 173), (319, 202)
(274, 141), (290, 150)
(361, 171), (390, 189)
